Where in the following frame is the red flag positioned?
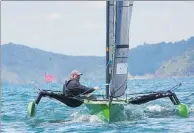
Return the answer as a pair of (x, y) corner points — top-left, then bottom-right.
(45, 73), (56, 83)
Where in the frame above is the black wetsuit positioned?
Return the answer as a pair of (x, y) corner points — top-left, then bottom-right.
(63, 79), (95, 97)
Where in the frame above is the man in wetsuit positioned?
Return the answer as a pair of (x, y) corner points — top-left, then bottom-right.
(63, 70), (99, 98)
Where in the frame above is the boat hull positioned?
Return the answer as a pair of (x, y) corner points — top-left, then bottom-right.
(84, 100), (126, 122)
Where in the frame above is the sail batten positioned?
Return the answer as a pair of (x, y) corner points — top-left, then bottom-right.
(110, 1), (133, 98)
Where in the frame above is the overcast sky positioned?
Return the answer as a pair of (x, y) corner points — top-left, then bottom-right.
(2, 1), (194, 56)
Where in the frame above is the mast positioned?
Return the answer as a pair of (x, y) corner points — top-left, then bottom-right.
(106, 1), (115, 99)
(106, 1), (110, 99)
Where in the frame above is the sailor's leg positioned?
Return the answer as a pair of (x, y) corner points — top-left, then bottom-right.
(35, 90), (52, 104)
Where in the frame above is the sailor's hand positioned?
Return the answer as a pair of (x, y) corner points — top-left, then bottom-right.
(94, 86), (100, 90)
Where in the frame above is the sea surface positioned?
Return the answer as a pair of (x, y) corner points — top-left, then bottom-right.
(1, 77), (194, 133)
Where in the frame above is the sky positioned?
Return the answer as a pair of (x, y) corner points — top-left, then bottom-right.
(1, 1), (194, 56)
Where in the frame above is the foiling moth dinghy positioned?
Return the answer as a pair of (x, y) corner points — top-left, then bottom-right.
(27, 0), (189, 122)
(27, 83), (189, 122)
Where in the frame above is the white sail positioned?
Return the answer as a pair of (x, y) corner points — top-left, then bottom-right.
(110, 1), (133, 98)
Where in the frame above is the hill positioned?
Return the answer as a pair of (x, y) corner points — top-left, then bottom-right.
(1, 36), (194, 83)
(128, 37), (194, 75)
(155, 49), (194, 77)
(1, 43), (105, 83)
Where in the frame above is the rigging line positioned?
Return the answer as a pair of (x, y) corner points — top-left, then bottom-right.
(170, 82), (182, 91)
(72, 87), (97, 99)
(71, 84), (106, 99)
(30, 81), (63, 93)
(110, 78), (128, 96)
(98, 55), (113, 71)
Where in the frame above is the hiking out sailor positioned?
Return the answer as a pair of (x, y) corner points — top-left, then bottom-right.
(63, 70), (99, 98)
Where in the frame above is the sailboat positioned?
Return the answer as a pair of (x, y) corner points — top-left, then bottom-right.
(27, 1), (189, 123)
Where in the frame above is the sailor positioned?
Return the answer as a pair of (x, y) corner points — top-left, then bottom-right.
(63, 70), (99, 98)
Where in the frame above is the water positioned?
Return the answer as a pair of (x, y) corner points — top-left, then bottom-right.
(2, 77), (194, 133)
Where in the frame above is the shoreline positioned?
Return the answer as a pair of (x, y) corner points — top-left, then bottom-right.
(128, 74), (194, 80)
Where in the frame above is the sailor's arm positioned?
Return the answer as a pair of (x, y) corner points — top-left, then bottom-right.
(75, 83), (99, 94)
